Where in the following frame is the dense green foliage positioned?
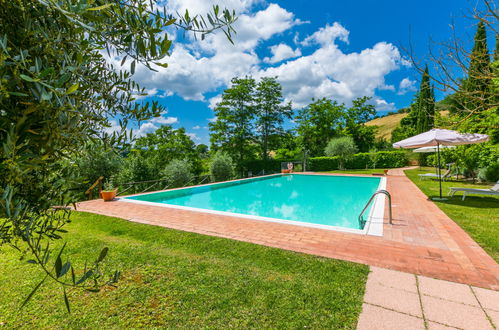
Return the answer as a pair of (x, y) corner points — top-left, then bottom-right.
(295, 97), (378, 157)
(483, 162), (499, 182)
(0, 0), (236, 307)
(295, 98), (345, 156)
(0, 212), (369, 328)
(74, 143), (123, 187)
(324, 136), (358, 169)
(309, 151), (408, 171)
(405, 168), (498, 262)
(134, 125), (202, 175)
(162, 159), (194, 188)
(209, 151), (235, 182)
(425, 143), (498, 180)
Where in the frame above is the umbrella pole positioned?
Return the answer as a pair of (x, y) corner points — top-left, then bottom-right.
(437, 143), (442, 199)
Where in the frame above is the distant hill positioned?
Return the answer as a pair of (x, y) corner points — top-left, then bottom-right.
(365, 113), (408, 140)
(366, 111), (449, 141)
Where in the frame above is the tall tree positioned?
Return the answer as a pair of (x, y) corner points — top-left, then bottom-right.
(415, 66), (436, 133)
(392, 67), (435, 142)
(344, 96), (377, 152)
(0, 0), (235, 308)
(254, 77), (292, 160)
(455, 21), (491, 115)
(134, 125), (201, 174)
(295, 98), (345, 156)
(209, 77), (257, 173)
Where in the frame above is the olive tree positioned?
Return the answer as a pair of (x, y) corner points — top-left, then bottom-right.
(324, 136), (358, 169)
(0, 0), (236, 310)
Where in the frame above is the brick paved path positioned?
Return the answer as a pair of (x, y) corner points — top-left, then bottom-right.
(77, 169), (499, 290)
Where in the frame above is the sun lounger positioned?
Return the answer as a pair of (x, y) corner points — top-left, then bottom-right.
(418, 168), (452, 180)
(448, 181), (499, 200)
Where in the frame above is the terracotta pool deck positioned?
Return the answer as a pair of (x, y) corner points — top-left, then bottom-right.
(76, 169), (499, 290)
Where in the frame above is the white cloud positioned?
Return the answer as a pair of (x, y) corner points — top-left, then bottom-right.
(163, 0), (260, 17)
(151, 116), (178, 125)
(192, 125), (201, 129)
(208, 95), (223, 109)
(187, 132), (201, 141)
(264, 44), (301, 63)
(208, 116), (217, 122)
(398, 77), (417, 95)
(259, 38), (405, 109)
(302, 22), (349, 46)
(115, 4), (406, 114)
(131, 3), (300, 101)
(374, 98), (396, 111)
(135, 122), (158, 137)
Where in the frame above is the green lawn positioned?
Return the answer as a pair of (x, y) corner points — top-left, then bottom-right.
(324, 168), (390, 175)
(405, 168), (499, 262)
(0, 212), (368, 328)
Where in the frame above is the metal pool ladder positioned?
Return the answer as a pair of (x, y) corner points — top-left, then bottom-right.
(358, 189), (393, 228)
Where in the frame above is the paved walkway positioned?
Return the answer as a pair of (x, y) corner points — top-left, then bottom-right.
(77, 169), (499, 290)
(357, 266), (499, 329)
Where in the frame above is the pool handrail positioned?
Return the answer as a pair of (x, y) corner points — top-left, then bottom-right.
(358, 189), (392, 228)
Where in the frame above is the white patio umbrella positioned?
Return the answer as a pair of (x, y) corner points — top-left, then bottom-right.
(393, 129), (489, 200)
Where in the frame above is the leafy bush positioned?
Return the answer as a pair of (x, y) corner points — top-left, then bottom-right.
(210, 151), (235, 182)
(324, 137), (358, 169)
(372, 151), (408, 168)
(74, 146), (123, 186)
(113, 154), (155, 193)
(308, 157), (340, 171)
(483, 162), (499, 182)
(345, 152), (371, 169)
(162, 159), (194, 188)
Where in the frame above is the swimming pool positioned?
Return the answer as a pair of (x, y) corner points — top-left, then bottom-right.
(122, 174), (386, 236)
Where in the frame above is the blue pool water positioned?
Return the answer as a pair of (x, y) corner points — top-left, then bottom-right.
(124, 174), (381, 230)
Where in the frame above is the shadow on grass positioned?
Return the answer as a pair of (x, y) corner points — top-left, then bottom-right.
(426, 195), (499, 209)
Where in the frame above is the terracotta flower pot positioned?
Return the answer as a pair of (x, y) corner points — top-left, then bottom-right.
(101, 189), (117, 201)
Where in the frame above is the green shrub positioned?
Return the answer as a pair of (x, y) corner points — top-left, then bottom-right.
(162, 159), (194, 188)
(308, 157), (340, 171)
(210, 151), (235, 182)
(483, 163), (499, 182)
(345, 152), (371, 169)
(75, 146), (123, 185)
(113, 153), (155, 193)
(373, 151), (408, 168)
(324, 136), (358, 169)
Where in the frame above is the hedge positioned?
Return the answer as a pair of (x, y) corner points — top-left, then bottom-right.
(242, 151), (408, 173)
(309, 151), (408, 171)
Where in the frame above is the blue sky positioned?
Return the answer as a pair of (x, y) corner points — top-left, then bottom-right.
(109, 0), (486, 145)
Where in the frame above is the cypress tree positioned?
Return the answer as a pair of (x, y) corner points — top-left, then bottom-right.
(415, 66), (435, 133)
(460, 21), (491, 113)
